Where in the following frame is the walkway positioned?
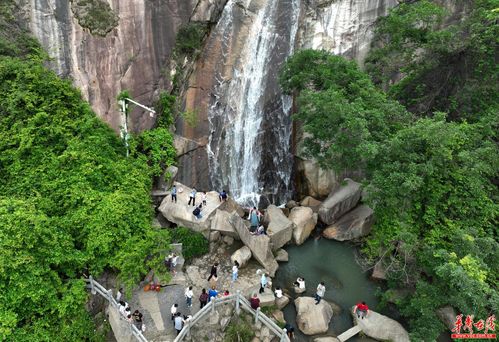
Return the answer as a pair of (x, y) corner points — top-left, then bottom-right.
(337, 325), (362, 341)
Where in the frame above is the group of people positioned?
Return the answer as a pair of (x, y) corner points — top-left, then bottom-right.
(170, 185), (229, 220)
(116, 289), (146, 333)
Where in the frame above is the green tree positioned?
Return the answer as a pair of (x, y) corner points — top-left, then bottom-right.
(0, 56), (174, 340)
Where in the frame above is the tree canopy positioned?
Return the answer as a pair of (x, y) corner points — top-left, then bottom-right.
(0, 25), (174, 341)
(281, 46), (498, 340)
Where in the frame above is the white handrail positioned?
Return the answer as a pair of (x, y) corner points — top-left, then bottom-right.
(174, 291), (289, 342)
(85, 276), (148, 342)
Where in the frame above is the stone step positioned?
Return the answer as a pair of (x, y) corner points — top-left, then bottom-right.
(337, 325), (362, 342)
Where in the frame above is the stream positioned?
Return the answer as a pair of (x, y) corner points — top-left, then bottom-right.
(274, 238), (381, 341)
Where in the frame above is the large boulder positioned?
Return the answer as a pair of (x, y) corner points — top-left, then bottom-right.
(158, 182), (223, 237)
(318, 179), (362, 225)
(219, 197), (245, 217)
(436, 306), (457, 331)
(230, 246), (252, 268)
(300, 196), (322, 213)
(245, 285), (275, 307)
(263, 205), (295, 251)
(371, 261), (387, 281)
(275, 249), (289, 262)
(295, 297), (334, 335)
(322, 205), (373, 241)
(211, 209), (240, 239)
(275, 295), (290, 309)
(229, 213), (279, 276)
(353, 309), (410, 342)
(289, 206), (318, 245)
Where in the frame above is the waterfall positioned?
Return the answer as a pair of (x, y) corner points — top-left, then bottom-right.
(207, 0), (301, 207)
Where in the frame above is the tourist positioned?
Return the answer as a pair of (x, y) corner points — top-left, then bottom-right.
(284, 322), (295, 339)
(193, 204), (202, 219)
(250, 293), (260, 310)
(188, 188), (197, 206)
(183, 314), (192, 324)
(256, 225), (265, 235)
(274, 286), (283, 298)
(202, 191), (207, 206)
(223, 290), (230, 296)
(132, 310), (143, 330)
(185, 286), (194, 307)
(127, 313), (133, 324)
(209, 274), (218, 289)
(248, 206), (261, 232)
(293, 277), (305, 290)
(171, 184), (177, 203)
(219, 189), (228, 202)
(174, 312), (183, 335)
(171, 303), (178, 321)
(208, 262), (219, 281)
(171, 253), (178, 275)
(354, 301), (369, 319)
(208, 286), (218, 302)
(165, 253), (173, 271)
(259, 272), (268, 294)
(232, 261), (239, 282)
(315, 281), (326, 304)
(116, 287), (124, 302)
(199, 288), (209, 308)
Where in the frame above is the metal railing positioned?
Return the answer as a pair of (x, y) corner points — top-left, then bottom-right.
(174, 290), (290, 342)
(85, 276), (148, 342)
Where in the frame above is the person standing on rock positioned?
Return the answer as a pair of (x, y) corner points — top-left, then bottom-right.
(315, 281), (326, 304)
(284, 322), (295, 339)
(174, 312), (183, 335)
(354, 301), (369, 319)
(232, 261), (239, 283)
(202, 191), (207, 206)
(207, 262), (218, 281)
(188, 188), (197, 206)
(259, 273), (268, 294)
(199, 288), (209, 308)
(171, 253), (178, 275)
(250, 293), (260, 310)
(132, 310), (143, 330)
(249, 206), (261, 233)
(274, 286), (283, 298)
(116, 287), (124, 302)
(171, 184), (177, 203)
(185, 286), (194, 307)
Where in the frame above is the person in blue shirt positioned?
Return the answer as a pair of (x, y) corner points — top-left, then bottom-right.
(219, 189), (228, 202)
(208, 286), (218, 302)
(171, 185), (177, 203)
(188, 188), (197, 206)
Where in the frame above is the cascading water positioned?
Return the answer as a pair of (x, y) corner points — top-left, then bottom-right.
(207, 0), (301, 207)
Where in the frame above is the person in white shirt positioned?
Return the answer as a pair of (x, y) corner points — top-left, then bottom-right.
(315, 282), (326, 304)
(232, 261), (239, 282)
(170, 303), (178, 322)
(116, 287), (124, 302)
(274, 287), (283, 298)
(294, 277), (305, 289)
(185, 286), (194, 307)
(171, 254), (178, 275)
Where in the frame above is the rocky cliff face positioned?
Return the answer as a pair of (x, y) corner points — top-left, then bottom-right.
(23, 0), (196, 132)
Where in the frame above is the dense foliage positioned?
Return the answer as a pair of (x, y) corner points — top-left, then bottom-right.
(0, 27), (174, 341)
(366, 0), (498, 121)
(170, 227), (209, 262)
(281, 47), (498, 340)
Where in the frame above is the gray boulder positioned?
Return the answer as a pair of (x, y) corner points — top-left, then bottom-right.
(318, 179), (362, 225)
(353, 308), (410, 342)
(295, 297), (333, 335)
(436, 306), (457, 330)
(275, 249), (289, 262)
(158, 182), (223, 238)
(289, 206), (318, 245)
(229, 213), (279, 276)
(210, 209), (240, 239)
(220, 197), (245, 217)
(230, 246), (252, 268)
(263, 205), (295, 251)
(300, 196), (322, 213)
(322, 205), (373, 241)
(275, 295), (290, 309)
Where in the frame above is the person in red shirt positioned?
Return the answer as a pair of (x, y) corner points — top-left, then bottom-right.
(250, 293), (260, 310)
(355, 301), (369, 319)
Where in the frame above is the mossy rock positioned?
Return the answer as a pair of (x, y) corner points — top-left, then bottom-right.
(71, 0), (119, 36)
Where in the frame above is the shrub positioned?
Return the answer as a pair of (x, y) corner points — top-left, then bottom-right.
(170, 227), (209, 261)
(224, 320), (255, 342)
